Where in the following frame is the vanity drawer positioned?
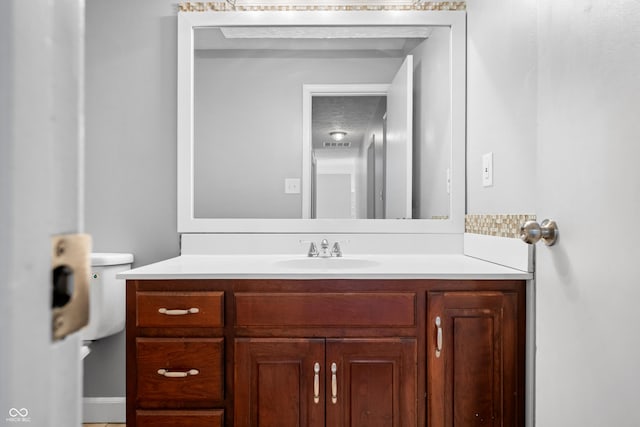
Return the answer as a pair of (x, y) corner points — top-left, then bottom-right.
(136, 338), (224, 406)
(137, 409), (224, 427)
(136, 291), (224, 328)
(235, 292), (416, 327)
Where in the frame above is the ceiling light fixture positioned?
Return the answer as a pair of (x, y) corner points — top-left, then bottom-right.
(329, 131), (347, 141)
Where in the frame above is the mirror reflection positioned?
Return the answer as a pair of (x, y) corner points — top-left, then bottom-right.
(311, 94), (387, 219)
(193, 25), (451, 220)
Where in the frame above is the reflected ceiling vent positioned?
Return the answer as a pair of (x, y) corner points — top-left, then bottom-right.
(323, 141), (351, 148)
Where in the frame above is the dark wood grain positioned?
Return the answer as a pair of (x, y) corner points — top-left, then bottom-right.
(125, 281), (138, 427)
(126, 279), (525, 427)
(234, 338), (325, 427)
(136, 291), (224, 328)
(427, 290), (525, 427)
(136, 338), (224, 407)
(136, 409), (224, 427)
(235, 292), (416, 327)
(325, 338), (417, 427)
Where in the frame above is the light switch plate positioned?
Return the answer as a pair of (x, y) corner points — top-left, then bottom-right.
(285, 178), (301, 194)
(482, 152), (493, 187)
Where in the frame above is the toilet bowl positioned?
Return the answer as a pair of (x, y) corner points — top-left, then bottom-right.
(81, 252), (133, 359)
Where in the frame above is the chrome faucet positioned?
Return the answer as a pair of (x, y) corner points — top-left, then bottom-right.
(319, 239), (331, 257)
(305, 239), (343, 258)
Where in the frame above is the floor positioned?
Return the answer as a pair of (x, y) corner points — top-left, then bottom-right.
(83, 424), (125, 427)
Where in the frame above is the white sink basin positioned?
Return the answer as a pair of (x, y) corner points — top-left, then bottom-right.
(275, 257), (380, 270)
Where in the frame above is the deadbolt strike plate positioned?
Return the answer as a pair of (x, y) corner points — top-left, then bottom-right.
(51, 233), (91, 341)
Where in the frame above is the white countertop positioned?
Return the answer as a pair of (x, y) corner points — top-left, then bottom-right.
(117, 254), (532, 280)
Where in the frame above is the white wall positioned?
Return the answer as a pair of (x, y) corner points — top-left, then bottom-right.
(535, 1), (640, 425)
(467, 0), (640, 425)
(314, 155), (358, 218)
(85, 0), (179, 267)
(194, 54), (401, 218)
(411, 28), (452, 219)
(84, 0), (180, 401)
(316, 174), (353, 218)
(466, 0), (537, 214)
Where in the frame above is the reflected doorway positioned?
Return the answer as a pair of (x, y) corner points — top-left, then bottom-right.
(310, 93), (387, 219)
(303, 55), (413, 219)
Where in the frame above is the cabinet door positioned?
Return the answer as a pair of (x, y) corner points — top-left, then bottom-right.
(427, 291), (524, 427)
(234, 338), (325, 427)
(326, 338), (417, 427)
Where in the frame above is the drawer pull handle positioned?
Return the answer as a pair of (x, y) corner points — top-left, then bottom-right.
(158, 307), (200, 315)
(313, 362), (320, 404)
(331, 362), (338, 404)
(157, 368), (199, 378)
(435, 316), (443, 358)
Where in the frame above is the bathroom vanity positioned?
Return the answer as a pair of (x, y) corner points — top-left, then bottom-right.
(122, 254), (529, 427)
(135, 7), (533, 427)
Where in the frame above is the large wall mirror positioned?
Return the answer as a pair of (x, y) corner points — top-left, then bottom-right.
(178, 11), (465, 233)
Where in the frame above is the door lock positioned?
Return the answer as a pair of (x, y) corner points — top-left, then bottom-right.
(51, 234), (91, 341)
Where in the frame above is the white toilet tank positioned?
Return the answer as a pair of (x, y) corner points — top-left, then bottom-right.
(81, 252), (134, 342)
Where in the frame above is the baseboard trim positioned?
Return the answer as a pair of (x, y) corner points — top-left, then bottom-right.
(82, 397), (125, 423)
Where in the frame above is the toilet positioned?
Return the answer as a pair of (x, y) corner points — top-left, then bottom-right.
(80, 252), (133, 359)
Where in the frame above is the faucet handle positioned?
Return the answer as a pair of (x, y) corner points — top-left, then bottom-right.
(307, 242), (319, 257)
(299, 240), (320, 257)
(330, 242), (343, 257)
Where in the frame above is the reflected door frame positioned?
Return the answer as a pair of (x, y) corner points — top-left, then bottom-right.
(302, 84), (390, 219)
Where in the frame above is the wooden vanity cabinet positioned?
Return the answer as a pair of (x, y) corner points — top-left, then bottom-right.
(234, 338), (417, 427)
(427, 290), (526, 427)
(234, 338), (325, 427)
(232, 288), (418, 427)
(126, 279), (525, 427)
(126, 282), (228, 427)
(324, 338), (417, 427)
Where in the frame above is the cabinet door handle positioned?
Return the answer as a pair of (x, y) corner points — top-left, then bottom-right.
(435, 316), (443, 358)
(331, 362), (338, 404)
(157, 368), (199, 378)
(158, 307), (200, 315)
(313, 362), (320, 404)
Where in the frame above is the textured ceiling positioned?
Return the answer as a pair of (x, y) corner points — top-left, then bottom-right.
(312, 96), (386, 154)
